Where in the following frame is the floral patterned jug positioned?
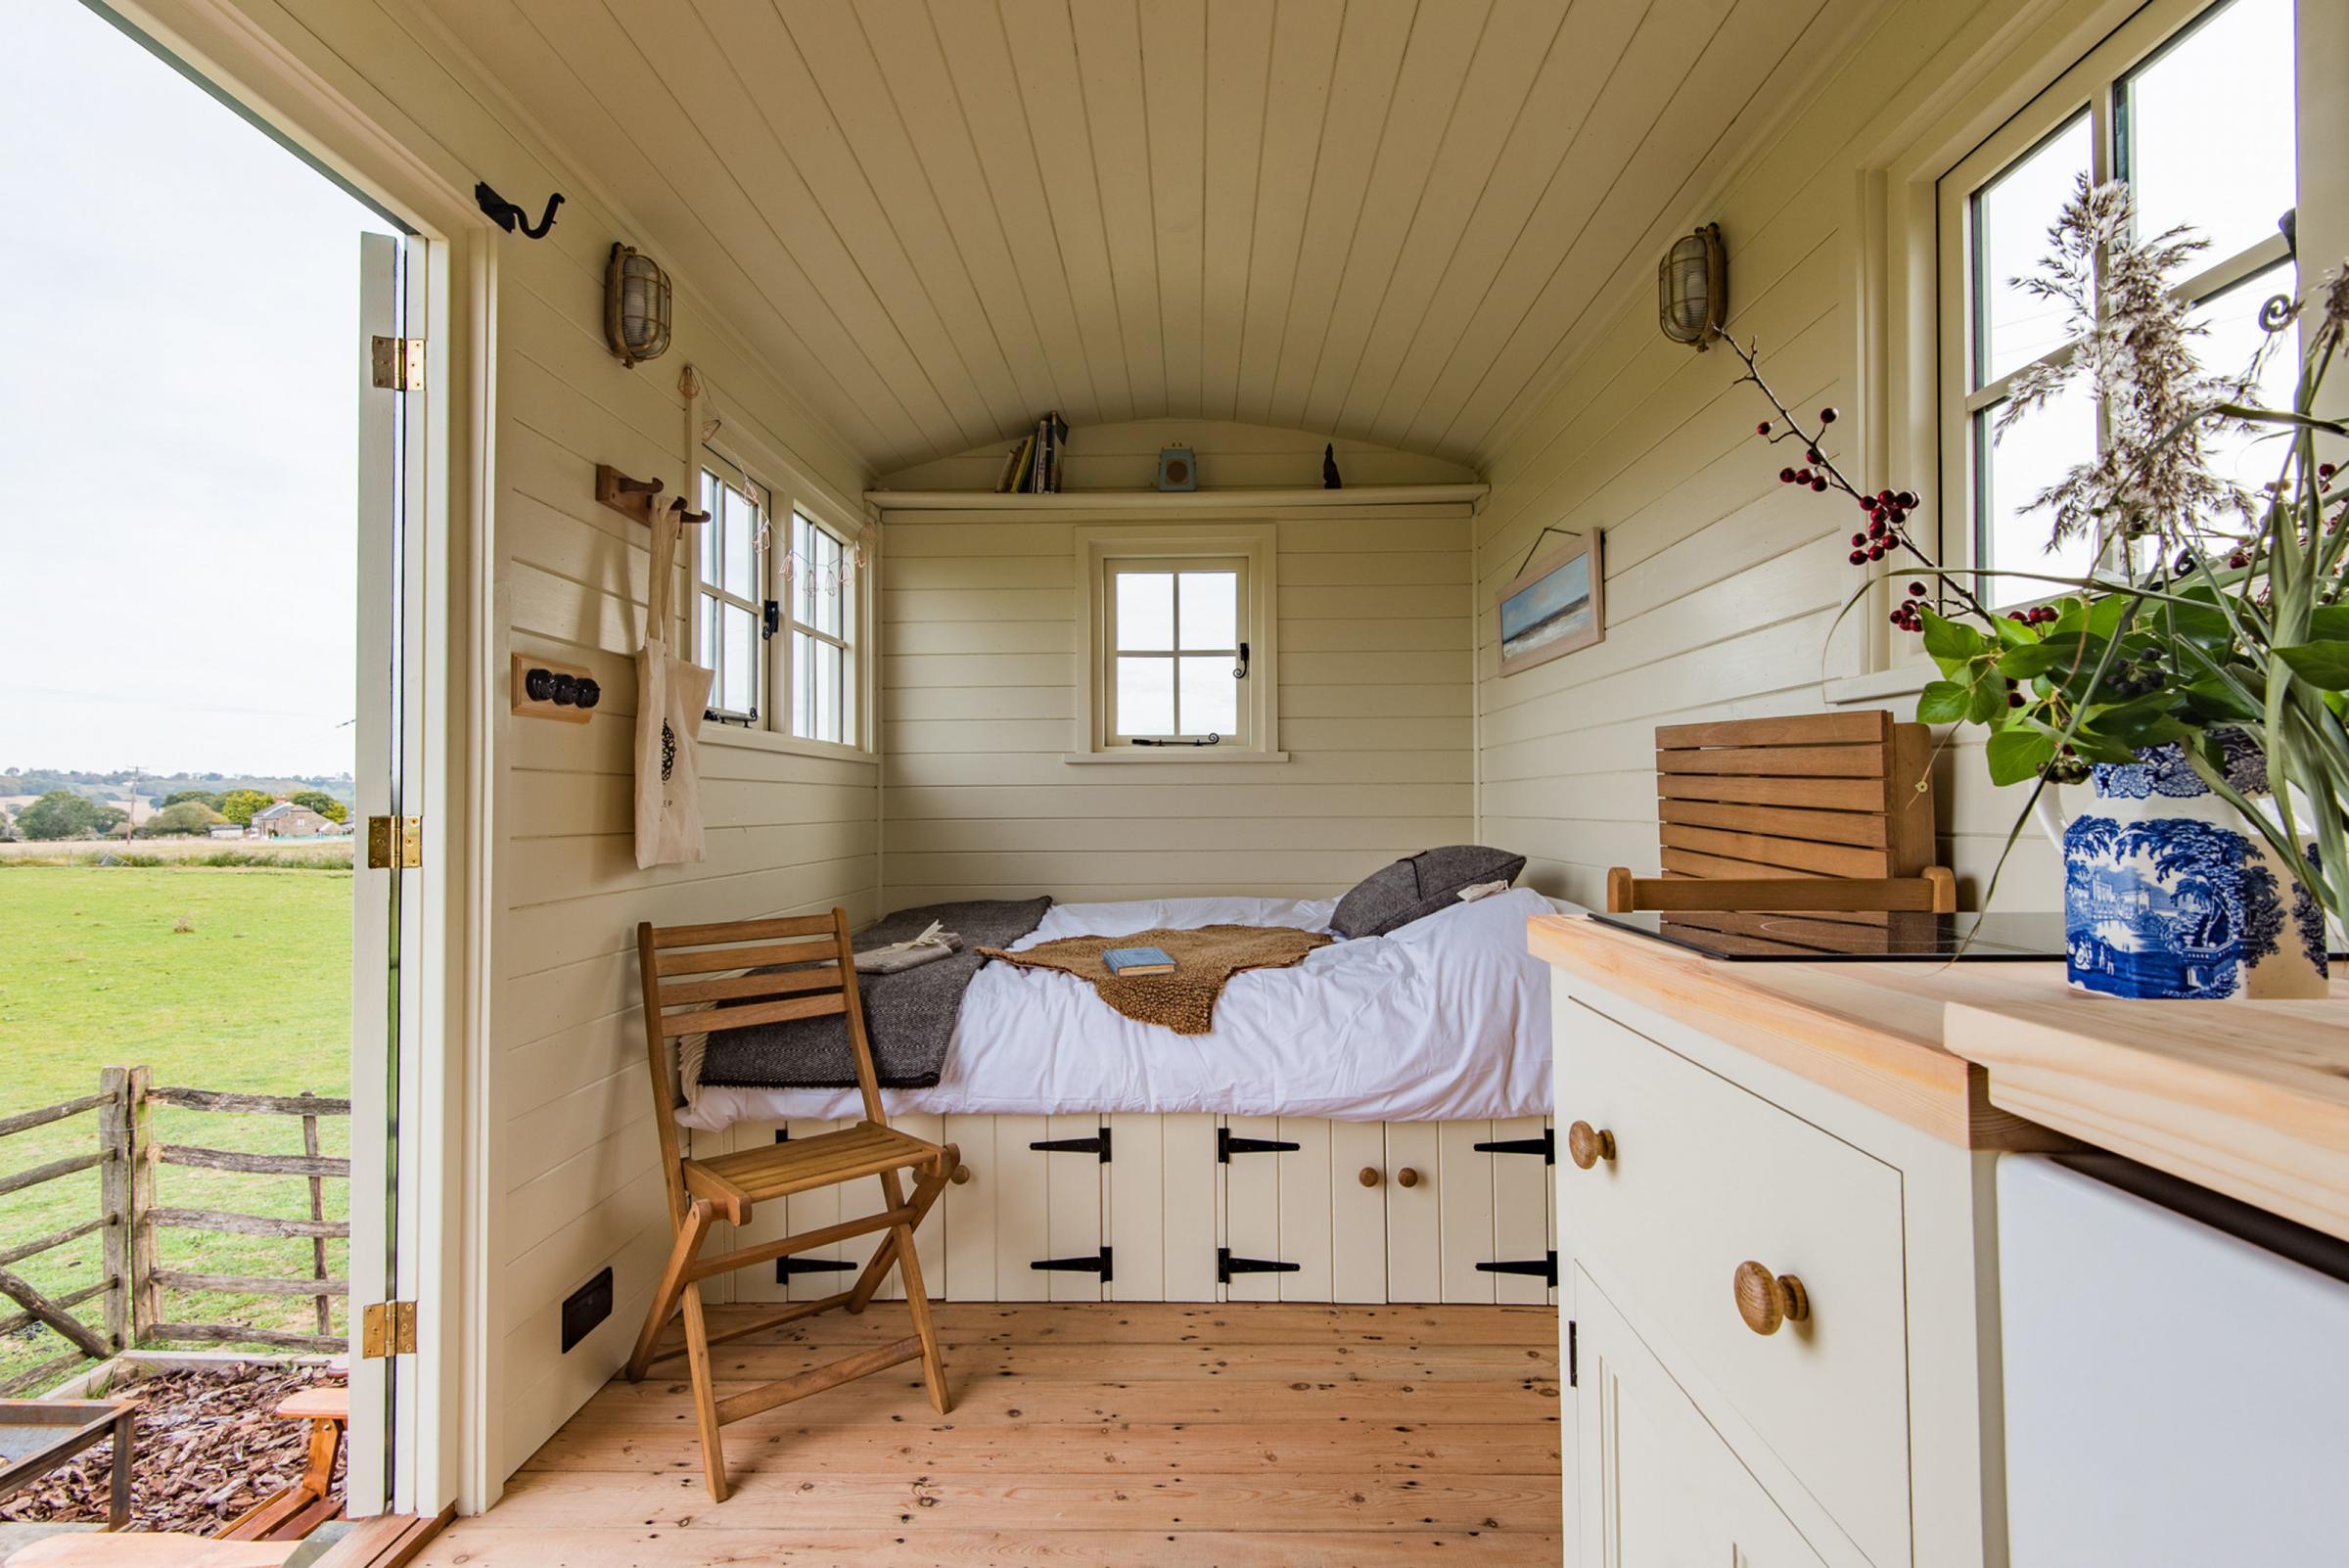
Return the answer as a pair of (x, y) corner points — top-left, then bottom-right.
(2059, 738), (2328, 1000)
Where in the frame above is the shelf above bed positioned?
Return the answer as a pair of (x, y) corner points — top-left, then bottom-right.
(862, 484), (1489, 513)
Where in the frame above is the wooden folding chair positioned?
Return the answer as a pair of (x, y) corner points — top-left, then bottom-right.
(626, 908), (957, 1502)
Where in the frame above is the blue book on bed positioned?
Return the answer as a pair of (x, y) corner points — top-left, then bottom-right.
(1103, 945), (1176, 976)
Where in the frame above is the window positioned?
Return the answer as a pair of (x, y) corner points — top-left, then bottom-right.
(1075, 526), (1278, 758)
(692, 448), (865, 751)
(1940, 0), (2299, 604)
(696, 459), (766, 722)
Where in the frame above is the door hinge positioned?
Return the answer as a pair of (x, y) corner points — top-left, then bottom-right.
(361, 1300), (418, 1358)
(1218, 1127), (1300, 1162)
(1474, 1130), (1555, 1164)
(1030, 1129), (1111, 1162)
(1476, 1251), (1559, 1287)
(1567, 1319), (1577, 1388)
(1217, 1248), (1300, 1283)
(371, 335), (426, 391)
(365, 815), (423, 870)
(1031, 1247), (1113, 1282)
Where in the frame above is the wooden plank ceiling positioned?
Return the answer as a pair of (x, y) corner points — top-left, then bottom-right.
(416, 0), (1880, 475)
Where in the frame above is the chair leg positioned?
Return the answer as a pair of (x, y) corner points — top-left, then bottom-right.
(678, 1278), (728, 1503)
(629, 1197), (714, 1383)
(893, 1221), (951, 1414)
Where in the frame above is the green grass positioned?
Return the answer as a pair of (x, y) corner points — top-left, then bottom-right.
(0, 867), (350, 1389)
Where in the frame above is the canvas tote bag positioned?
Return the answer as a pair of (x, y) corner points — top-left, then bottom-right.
(634, 501), (714, 868)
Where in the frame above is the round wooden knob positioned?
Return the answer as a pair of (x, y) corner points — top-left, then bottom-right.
(1733, 1261), (1809, 1336)
(1358, 1167), (1381, 1188)
(1396, 1167), (1420, 1188)
(1565, 1121), (1616, 1170)
(949, 1164), (972, 1185)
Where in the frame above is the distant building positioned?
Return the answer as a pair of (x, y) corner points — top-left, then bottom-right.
(208, 824), (246, 840)
(252, 802), (331, 839)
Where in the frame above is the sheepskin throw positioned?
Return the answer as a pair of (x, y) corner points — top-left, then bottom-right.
(980, 925), (1331, 1035)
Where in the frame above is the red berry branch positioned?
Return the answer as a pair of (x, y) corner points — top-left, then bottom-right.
(1725, 335), (2008, 635)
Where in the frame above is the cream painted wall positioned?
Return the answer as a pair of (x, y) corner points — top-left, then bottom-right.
(1472, 0), (2100, 915)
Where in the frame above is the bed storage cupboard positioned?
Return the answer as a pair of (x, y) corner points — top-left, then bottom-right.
(685, 1113), (1556, 1306)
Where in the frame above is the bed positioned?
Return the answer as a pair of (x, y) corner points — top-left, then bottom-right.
(677, 886), (1560, 1131)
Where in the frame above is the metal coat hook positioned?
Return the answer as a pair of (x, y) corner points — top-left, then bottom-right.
(476, 181), (565, 239)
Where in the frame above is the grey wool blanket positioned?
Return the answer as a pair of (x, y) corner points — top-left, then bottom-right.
(696, 898), (1052, 1089)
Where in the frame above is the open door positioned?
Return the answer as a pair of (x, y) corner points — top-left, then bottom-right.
(347, 227), (429, 1516)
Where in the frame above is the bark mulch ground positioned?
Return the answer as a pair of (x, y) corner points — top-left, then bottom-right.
(0, 1363), (345, 1535)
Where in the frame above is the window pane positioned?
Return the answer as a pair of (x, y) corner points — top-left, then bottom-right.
(2189, 262), (2300, 501)
(698, 472), (722, 589)
(816, 638), (843, 744)
(1177, 571), (1238, 649)
(791, 629), (814, 739)
(793, 515), (816, 626)
(721, 484), (757, 598)
(1972, 113), (2092, 387)
(701, 591), (720, 670)
(2124, 0), (2294, 280)
(813, 529), (844, 637)
(1116, 656), (1174, 735)
(723, 603), (756, 715)
(1178, 655), (1237, 737)
(1115, 572), (1175, 651)
(1979, 377), (2100, 601)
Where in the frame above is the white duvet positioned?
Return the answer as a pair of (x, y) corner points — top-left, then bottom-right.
(679, 888), (1560, 1130)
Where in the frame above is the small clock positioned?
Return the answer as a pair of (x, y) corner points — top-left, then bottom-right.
(1157, 446), (1197, 491)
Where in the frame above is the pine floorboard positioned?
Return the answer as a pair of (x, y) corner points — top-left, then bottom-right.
(419, 1302), (1563, 1566)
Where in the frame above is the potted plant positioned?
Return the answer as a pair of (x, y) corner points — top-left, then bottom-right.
(1732, 177), (2347, 998)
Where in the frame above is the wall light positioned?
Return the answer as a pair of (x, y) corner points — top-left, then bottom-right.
(606, 242), (672, 368)
(1658, 223), (1727, 349)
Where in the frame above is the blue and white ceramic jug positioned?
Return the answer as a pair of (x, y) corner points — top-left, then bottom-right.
(2055, 736), (2328, 1000)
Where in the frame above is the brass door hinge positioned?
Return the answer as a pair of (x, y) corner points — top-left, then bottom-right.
(361, 1300), (418, 1358)
(370, 335), (426, 391)
(366, 815), (422, 870)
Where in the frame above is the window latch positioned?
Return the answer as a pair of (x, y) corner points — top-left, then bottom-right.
(762, 599), (780, 638)
(1233, 641), (1249, 680)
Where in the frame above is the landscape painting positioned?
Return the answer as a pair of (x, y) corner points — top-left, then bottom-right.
(1497, 530), (1604, 675)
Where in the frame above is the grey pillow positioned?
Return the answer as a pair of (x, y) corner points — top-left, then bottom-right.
(1332, 845), (1527, 939)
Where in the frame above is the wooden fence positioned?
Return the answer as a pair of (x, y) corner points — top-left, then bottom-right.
(0, 1068), (350, 1394)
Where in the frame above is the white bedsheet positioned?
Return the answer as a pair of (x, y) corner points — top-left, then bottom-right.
(678, 888), (1561, 1130)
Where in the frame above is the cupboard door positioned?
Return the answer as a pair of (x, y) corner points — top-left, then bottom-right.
(873, 1110), (945, 1302)
(1384, 1123), (1443, 1301)
(1438, 1122), (1497, 1303)
(941, 1113), (997, 1301)
(1490, 1116), (1553, 1306)
(1330, 1121), (1388, 1303)
(1040, 1113), (1107, 1302)
(1221, 1117), (1283, 1302)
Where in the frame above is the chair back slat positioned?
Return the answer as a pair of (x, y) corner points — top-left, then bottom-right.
(656, 937), (838, 976)
(658, 992), (849, 1039)
(650, 912), (839, 949)
(658, 967), (842, 1008)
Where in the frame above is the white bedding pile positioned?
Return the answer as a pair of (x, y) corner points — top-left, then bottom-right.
(679, 888), (1561, 1130)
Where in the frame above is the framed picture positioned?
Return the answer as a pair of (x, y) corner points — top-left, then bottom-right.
(1497, 530), (1603, 675)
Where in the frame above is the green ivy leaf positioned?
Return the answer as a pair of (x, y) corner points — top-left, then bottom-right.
(1965, 666), (2009, 724)
(1915, 680), (1971, 724)
(1997, 642), (2068, 678)
(1992, 615), (2041, 650)
(2277, 640), (2349, 691)
(1985, 729), (2055, 786)
(1917, 607), (1987, 667)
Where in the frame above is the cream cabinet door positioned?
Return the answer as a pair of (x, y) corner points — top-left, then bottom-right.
(1576, 1268), (1828, 1568)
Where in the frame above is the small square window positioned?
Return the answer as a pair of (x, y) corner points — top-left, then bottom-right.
(1077, 528), (1277, 758)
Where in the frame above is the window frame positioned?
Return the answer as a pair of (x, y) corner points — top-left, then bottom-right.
(1935, 0), (2300, 606)
(778, 506), (860, 749)
(1072, 525), (1283, 762)
(693, 451), (770, 725)
(1101, 555), (1252, 745)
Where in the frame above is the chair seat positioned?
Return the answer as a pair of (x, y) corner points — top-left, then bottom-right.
(684, 1121), (945, 1222)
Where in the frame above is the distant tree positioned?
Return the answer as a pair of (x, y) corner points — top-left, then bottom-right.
(91, 805), (128, 837)
(161, 788), (226, 812)
(219, 789), (276, 827)
(288, 789), (349, 824)
(16, 791), (108, 840)
(136, 801), (224, 838)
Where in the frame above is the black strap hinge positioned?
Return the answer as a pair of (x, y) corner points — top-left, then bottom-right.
(1031, 1247), (1113, 1282)
(1218, 1127), (1300, 1163)
(1475, 1251), (1558, 1287)
(774, 1256), (856, 1283)
(1568, 1319), (1578, 1388)
(1217, 1248), (1300, 1284)
(1473, 1130), (1555, 1164)
(1030, 1128), (1111, 1162)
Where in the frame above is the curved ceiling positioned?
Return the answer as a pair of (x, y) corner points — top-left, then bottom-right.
(416, 0), (1876, 474)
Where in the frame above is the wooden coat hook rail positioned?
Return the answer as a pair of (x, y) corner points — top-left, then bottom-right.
(596, 464), (710, 528)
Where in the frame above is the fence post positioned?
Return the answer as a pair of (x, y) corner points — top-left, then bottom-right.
(98, 1068), (130, 1354)
(125, 1067), (156, 1347)
(302, 1096), (329, 1336)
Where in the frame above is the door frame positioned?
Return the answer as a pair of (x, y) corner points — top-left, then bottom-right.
(94, 0), (500, 1517)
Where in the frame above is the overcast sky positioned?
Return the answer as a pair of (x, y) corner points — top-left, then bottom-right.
(0, 0), (392, 778)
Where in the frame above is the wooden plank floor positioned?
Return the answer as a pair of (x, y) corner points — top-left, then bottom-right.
(418, 1302), (1563, 1566)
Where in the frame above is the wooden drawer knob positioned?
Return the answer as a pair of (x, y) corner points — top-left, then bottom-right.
(949, 1164), (972, 1185)
(1565, 1121), (1616, 1170)
(1396, 1167), (1420, 1188)
(1733, 1261), (1809, 1336)
(1358, 1167), (1381, 1188)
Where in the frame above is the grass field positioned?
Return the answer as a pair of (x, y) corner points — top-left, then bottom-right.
(0, 865), (350, 1390)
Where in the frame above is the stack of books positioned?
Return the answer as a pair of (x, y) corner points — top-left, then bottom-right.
(994, 410), (1072, 494)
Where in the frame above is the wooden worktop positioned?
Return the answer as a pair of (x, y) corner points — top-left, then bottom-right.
(1944, 994), (2349, 1242)
(1528, 912), (2074, 1150)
